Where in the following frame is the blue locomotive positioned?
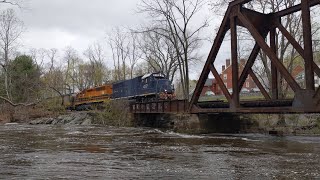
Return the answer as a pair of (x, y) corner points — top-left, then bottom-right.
(112, 72), (175, 102)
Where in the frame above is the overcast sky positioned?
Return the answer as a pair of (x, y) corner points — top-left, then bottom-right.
(1, 0), (233, 79)
(17, 0), (145, 53)
(1, 0), (319, 80)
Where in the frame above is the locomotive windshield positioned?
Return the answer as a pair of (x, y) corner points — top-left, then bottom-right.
(153, 73), (165, 79)
(157, 79), (174, 93)
(142, 72), (165, 80)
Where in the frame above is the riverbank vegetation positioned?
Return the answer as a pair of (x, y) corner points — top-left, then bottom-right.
(92, 100), (133, 127)
(247, 114), (320, 135)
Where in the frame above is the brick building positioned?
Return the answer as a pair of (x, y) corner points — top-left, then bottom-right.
(201, 59), (319, 96)
(294, 65), (320, 88)
(202, 59), (258, 96)
(218, 59), (257, 94)
(201, 78), (217, 96)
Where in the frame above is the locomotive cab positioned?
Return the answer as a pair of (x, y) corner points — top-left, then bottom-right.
(141, 72), (175, 100)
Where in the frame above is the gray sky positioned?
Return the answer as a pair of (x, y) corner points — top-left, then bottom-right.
(2, 0), (228, 79)
(18, 0), (144, 52)
(2, 0), (319, 80)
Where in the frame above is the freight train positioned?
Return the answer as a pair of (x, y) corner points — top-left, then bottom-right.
(67, 72), (175, 110)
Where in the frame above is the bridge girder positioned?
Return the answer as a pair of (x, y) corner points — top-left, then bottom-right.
(188, 0), (320, 113)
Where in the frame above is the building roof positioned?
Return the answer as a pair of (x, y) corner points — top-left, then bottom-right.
(221, 59), (246, 74)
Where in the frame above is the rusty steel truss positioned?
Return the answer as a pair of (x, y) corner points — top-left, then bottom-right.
(188, 0), (320, 114)
(130, 0), (320, 114)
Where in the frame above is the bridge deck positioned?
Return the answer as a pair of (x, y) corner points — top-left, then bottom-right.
(130, 99), (320, 114)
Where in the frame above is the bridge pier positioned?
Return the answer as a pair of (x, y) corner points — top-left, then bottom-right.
(293, 90), (317, 109)
(133, 113), (174, 129)
(132, 113), (255, 133)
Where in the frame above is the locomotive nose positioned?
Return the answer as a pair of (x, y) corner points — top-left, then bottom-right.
(164, 88), (173, 94)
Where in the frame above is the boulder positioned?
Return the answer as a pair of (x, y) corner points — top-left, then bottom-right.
(30, 112), (94, 126)
(81, 118), (92, 125)
(68, 115), (86, 125)
(29, 119), (45, 125)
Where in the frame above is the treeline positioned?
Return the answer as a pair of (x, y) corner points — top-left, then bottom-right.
(0, 0), (209, 105)
(1, 0), (320, 107)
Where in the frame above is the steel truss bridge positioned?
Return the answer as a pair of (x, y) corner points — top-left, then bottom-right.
(131, 0), (320, 114)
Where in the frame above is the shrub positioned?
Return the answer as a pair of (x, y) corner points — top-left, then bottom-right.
(93, 100), (133, 127)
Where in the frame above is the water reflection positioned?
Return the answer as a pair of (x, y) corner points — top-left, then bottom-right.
(0, 125), (319, 179)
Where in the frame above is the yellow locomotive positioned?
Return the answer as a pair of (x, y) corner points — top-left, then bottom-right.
(68, 84), (113, 110)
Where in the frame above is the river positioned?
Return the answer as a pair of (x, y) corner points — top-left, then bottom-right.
(0, 124), (319, 179)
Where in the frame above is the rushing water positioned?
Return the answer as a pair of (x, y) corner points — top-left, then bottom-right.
(0, 124), (319, 179)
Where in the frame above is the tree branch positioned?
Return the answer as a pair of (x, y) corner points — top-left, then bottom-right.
(0, 0), (21, 8)
(0, 96), (41, 107)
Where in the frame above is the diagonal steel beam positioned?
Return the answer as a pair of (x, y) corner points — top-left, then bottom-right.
(238, 37), (267, 93)
(277, 22), (320, 77)
(248, 68), (272, 100)
(273, 0), (320, 18)
(237, 11), (301, 93)
(210, 64), (232, 102)
(188, 7), (232, 111)
(237, 7), (271, 93)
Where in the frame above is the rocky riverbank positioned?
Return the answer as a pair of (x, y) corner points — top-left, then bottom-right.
(29, 112), (93, 125)
(18, 109), (320, 135)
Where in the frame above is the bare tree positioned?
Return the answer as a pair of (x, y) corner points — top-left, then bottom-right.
(39, 48), (68, 104)
(0, 0), (22, 6)
(139, 30), (179, 82)
(134, 61), (153, 76)
(63, 46), (81, 94)
(108, 27), (130, 81)
(46, 48), (58, 72)
(84, 42), (107, 86)
(138, 0), (209, 100)
(42, 67), (66, 105)
(0, 9), (24, 100)
(29, 48), (47, 72)
(27, 48), (69, 105)
(128, 32), (143, 79)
